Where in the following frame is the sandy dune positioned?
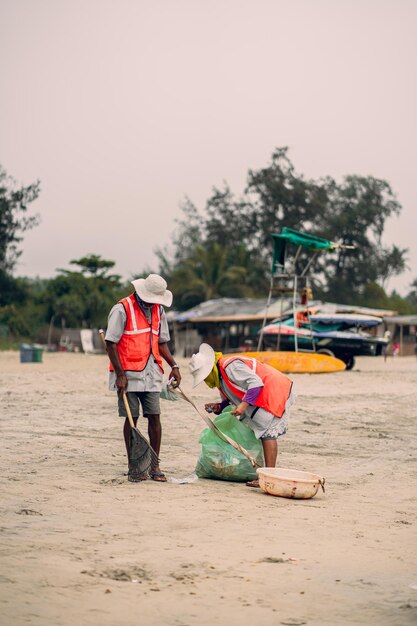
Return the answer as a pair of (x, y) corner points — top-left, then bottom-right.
(0, 351), (416, 626)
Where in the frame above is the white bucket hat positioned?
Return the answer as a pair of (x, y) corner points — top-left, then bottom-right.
(189, 343), (216, 388)
(131, 274), (173, 307)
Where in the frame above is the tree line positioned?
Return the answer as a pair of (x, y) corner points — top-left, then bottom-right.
(1, 152), (416, 343)
(0, 166), (130, 341)
(157, 148), (415, 311)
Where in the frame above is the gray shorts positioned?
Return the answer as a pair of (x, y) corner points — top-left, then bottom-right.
(118, 391), (161, 418)
(260, 415), (289, 440)
(242, 406), (289, 440)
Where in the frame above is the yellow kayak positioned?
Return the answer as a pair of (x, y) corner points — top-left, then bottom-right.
(228, 351), (346, 374)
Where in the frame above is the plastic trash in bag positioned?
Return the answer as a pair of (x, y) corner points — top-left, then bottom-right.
(168, 473), (199, 484)
(160, 381), (180, 401)
(195, 406), (264, 482)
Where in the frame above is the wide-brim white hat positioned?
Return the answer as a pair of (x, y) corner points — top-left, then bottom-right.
(131, 274), (173, 307)
(189, 343), (216, 388)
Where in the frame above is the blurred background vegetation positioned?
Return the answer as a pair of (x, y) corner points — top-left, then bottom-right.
(1, 149), (416, 346)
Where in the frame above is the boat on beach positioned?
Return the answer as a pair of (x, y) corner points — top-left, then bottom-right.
(228, 349), (346, 373)
(261, 310), (388, 370)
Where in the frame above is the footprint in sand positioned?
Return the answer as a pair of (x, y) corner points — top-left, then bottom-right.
(16, 509), (42, 516)
(99, 477), (125, 485)
(81, 566), (150, 582)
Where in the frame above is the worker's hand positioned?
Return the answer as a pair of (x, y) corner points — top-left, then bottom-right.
(169, 367), (181, 388)
(205, 403), (222, 415)
(116, 373), (128, 394)
(231, 402), (249, 417)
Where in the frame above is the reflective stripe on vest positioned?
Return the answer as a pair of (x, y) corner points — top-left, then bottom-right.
(109, 294), (163, 372)
(218, 355), (292, 418)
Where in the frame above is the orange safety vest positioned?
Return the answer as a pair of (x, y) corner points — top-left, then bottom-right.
(109, 294), (164, 372)
(218, 355), (293, 418)
(295, 311), (309, 325)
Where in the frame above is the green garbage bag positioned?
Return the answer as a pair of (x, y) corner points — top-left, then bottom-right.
(195, 406), (264, 482)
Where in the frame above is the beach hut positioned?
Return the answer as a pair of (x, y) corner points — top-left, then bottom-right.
(383, 315), (417, 356)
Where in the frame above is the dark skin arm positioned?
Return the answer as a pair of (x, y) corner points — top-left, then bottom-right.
(231, 401), (249, 416)
(205, 402), (223, 414)
(158, 342), (181, 387)
(105, 340), (128, 393)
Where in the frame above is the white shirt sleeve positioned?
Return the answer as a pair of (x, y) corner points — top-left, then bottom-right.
(105, 303), (126, 343)
(224, 359), (264, 391)
(158, 307), (171, 343)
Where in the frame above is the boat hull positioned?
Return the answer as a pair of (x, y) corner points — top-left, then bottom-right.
(228, 351), (346, 374)
(261, 328), (388, 367)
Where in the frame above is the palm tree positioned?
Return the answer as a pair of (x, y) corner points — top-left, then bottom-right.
(170, 243), (251, 309)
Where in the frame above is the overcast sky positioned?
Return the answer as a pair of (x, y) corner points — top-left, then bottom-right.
(1, 0), (416, 295)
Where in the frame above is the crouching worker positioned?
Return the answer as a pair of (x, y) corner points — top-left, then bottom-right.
(188, 344), (295, 487)
(105, 274), (181, 483)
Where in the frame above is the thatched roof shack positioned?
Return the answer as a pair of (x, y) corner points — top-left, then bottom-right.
(168, 298), (291, 356)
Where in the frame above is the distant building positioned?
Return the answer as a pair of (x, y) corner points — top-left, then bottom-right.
(169, 298), (397, 357)
(383, 315), (417, 356)
(168, 297), (289, 356)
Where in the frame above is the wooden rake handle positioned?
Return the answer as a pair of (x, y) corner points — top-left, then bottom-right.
(175, 385), (260, 468)
(122, 391), (136, 430)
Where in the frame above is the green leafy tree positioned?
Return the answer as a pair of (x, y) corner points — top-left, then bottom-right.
(0, 269), (28, 306)
(45, 255), (124, 329)
(69, 254), (117, 277)
(0, 168), (41, 338)
(405, 278), (417, 310)
(168, 243), (251, 309)
(157, 188), (271, 306)
(0, 277), (47, 339)
(155, 198), (204, 278)
(204, 185), (253, 247)
(157, 147), (408, 310)
(204, 186), (270, 291)
(386, 290), (413, 315)
(316, 175), (406, 301)
(245, 147), (325, 244)
(358, 282), (391, 310)
(0, 166), (40, 274)
(378, 246), (409, 291)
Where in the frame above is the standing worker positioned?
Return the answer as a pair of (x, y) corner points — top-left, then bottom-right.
(105, 274), (181, 482)
(189, 344), (295, 487)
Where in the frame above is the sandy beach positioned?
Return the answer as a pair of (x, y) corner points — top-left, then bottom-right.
(0, 350), (416, 626)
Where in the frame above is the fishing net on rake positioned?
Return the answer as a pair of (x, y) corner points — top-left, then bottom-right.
(128, 429), (159, 482)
